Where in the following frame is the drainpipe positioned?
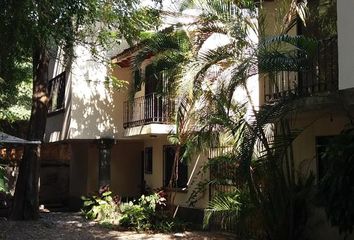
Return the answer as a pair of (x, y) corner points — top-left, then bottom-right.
(97, 138), (115, 189)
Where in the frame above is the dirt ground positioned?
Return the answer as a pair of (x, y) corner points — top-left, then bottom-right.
(0, 212), (236, 240)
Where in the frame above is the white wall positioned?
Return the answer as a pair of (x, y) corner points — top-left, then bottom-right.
(143, 135), (209, 208)
(69, 44), (119, 139)
(45, 47), (72, 142)
(337, 1), (354, 90)
(45, 43), (131, 141)
(290, 109), (352, 240)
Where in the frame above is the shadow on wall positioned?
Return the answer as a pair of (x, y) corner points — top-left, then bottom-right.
(69, 59), (121, 139)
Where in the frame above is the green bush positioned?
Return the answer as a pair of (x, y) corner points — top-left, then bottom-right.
(317, 129), (354, 237)
(0, 166), (7, 193)
(81, 190), (185, 232)
(119, 201), (148, 230)
(119, 192), (169, 231)
(81, 190), (120, 223)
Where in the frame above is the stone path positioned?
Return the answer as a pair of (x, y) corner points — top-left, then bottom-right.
(0, 212), (236, 240)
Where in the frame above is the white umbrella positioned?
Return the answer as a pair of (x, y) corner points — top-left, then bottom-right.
(0, 132), (41, 145)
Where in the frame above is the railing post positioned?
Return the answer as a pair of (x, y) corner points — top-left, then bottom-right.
(139, 96), (143, 125)
(123, 92), (175, 128)
(152, 94), (154, 121)
(263, 36), (338, 102)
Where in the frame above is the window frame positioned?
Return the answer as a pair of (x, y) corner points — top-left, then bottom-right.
(144, 147), (153, 174)
(315, 135), (335, 182)
(163, 145), (188, 190)
(134, 69), (141, 91)
(48, 71), (66, 115)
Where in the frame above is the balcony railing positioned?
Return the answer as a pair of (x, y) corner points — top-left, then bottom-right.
(264, 37), (338, 102)
(123, 93), (175, 128)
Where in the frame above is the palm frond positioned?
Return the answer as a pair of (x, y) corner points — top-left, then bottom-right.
(203, 191), (242, 230)
(260, 34), (317, 52)
(258, 34), (317, 72)
(208, 191), (242, 211)
(132, 27), (190, 70)
(281, 0), (308, 34)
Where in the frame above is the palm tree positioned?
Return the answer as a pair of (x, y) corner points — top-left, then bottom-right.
(133, 1), (316, 238)
(171, 1), (317, 239)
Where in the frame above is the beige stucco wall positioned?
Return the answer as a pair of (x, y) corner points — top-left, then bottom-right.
(48, 47), (67, 79)
(258, 1), (298, 107)
(68, 134), (209, 207)
(86, 143), (98, 194)
(143, 135), (209, 209)
(69, 142), (89, 198)
(289, 109), (352, 240)
(112, 58), (176, 138)
(108, 66), (132, 139)
(173, 151), (210, 209)
(44, 113), (66, 142)
(45, 48), (73, 143)
(110, 141), (143, 197)
(65, 57), (143, 141)
(337, 1), (354, 90)
(78, 141), (143, 197)
(143, 136), (167, 189)
(45, 44), (134, 142)
(291, 110), (349, 175)
(68, 44), (120, 139)
(261, 1), (298, 37)
(261, 1), (282, 36)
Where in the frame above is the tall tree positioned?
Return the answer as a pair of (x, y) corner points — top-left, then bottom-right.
(0, 1), (32, 123)
(173, 1), (318, 239)
(137, 0), (316, 238)
(0, 0), (159, 220)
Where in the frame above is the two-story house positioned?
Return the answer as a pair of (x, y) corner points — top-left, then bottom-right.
(41, 1), (353, 237)
(40, 5), (259, 214)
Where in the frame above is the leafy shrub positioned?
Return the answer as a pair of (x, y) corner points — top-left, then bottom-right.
(0, 166), (7, 193)
(119, 202), (148, 230)
(317, 129), (354, 237)
(119, 192), (168, 231)
(203, 190), (246, 232)
(81, 188), (120, 223)
(81, 189), (184, 232)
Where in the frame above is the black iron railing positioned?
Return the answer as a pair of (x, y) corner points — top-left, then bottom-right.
(123, 93), (175, 128)
(207, 146), (262, 236)
(264, 37), (338, 101)
(208, 146), (236, 201)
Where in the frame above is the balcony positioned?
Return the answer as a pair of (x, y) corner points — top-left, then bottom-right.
(264, 37), (338, 102)
(123, 93), (175, 129)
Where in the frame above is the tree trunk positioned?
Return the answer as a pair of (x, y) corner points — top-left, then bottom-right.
(11, 43), (49, 220)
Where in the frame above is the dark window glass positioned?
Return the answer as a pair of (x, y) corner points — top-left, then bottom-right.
(316, 136), (335, 180)
(145, 65), (158, 95)
(163, 145), (188, 188)
(134, 70), (141, 91)
(48, 72), (66, 113)
(144, 147), (153, 174)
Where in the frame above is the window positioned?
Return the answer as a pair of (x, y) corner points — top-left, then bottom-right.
(48, 72), (66, 113)
(134, 69), (141, 91)
(144, 147), (153, 174)
(316, 136), (335, 180)
(163, 145), (188, 189)
(144, 65), (167, 95)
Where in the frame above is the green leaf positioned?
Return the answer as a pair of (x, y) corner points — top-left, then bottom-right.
(102, 191), (112, 197)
